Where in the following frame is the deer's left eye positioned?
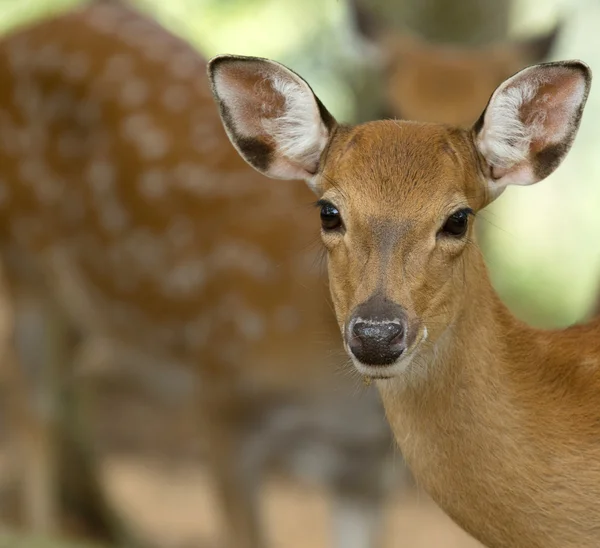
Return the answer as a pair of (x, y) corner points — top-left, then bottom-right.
(319, 201), (343, 231)
(440, 209), (472, 237)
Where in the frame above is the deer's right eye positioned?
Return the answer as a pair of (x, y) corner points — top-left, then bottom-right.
(318, 201), (343, 231)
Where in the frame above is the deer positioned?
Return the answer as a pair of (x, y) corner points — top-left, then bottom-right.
(209, 53), (600, 548)
(0, 2), (401, 547)
(347, 0), (562, 125)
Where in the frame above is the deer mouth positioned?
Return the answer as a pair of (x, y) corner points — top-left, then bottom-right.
(345, 324), (428, 379)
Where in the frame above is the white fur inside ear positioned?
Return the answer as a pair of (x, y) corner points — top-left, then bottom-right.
(477, 79), (537, 170)
(262, 73), (329, 174)
(476, 65), (588, 178)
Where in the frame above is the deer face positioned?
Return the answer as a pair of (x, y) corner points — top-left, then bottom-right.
(209, 56), (591, 378)
(314, 121), (484, 374)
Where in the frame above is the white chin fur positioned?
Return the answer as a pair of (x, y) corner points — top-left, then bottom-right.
(344, 343), (414, 378)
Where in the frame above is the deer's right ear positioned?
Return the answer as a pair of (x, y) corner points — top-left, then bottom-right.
(208, 55), (337, 190)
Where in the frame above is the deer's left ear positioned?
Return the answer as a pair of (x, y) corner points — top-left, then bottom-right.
(473, 60), (591, 194)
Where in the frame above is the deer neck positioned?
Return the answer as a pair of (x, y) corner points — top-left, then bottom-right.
(376, 245), (552, 545)
(376, 242), (600, 546)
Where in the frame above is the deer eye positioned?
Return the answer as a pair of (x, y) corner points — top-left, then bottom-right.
(440, 208), (472, 237)
(318, 201), (343, 231)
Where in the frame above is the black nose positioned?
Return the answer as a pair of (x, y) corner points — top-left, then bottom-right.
(346, 295), (409, 366)
(349, 320), (405, 365)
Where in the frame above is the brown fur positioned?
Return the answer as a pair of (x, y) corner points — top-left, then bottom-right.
(211, 50), (598, 546)
(320, 121), (600, 547)
(0, 3), (399, 547)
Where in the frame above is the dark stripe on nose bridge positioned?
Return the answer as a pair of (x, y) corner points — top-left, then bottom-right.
(370, 218), (411, 289)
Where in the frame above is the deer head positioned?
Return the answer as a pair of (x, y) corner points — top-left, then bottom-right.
(208, 55), (590, 380)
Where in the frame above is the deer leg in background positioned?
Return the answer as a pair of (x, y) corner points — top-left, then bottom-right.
(6, 288), (63, 536)
(54, 335), (146, 547)
(199, 390), (265, 548)
(330, 441), (397, 548)
(332, 491), (383, 548)
(1, 277), (140, 546)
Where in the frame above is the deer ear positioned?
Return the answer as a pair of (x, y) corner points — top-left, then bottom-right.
(473, 60), (591, 194)
(208, 55), (337, 191)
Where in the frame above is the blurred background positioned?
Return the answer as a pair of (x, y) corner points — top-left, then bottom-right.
(3, 0), (599, 326)
(0, 0), (599, 547)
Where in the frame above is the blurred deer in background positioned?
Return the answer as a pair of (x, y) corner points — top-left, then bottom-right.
(0, 2), (400, 547)
(347, 0), (562, 125)
(210, 51), (598, 548)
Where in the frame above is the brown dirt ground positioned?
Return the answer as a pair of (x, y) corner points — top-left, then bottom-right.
(105, 456), (483, 548)
(89, 370), (483, 548)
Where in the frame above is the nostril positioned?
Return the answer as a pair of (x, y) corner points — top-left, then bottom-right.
(385, 322), (404, 345)
(353, 321), (404, 345)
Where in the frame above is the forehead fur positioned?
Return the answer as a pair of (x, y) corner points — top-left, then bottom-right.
(322, 121), (482, 211)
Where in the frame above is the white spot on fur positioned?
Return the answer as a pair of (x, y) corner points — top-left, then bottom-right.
(87, 160), (115, 193)
(103, 54), (134, 80)
(162, 85), (190, 112)
(64, 51), (90, 82)
(122, 113), (148, 137)
(37, 43), (62, 71)
(209, 240), (275, 280)
(99, 205), (128, 234)
(173, 162), (211, 192)
(139, 169), (167, 199)
(237, 308), (265, 340)
(163, 260), (206, 296)
(141, 129), (170, 159)
(120, 78), (149, 108)
(122, 114), (170, 160)
(87, 161), (129, 234)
